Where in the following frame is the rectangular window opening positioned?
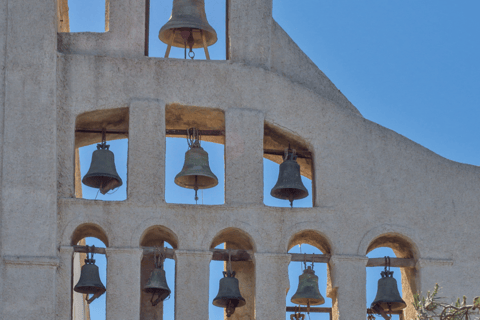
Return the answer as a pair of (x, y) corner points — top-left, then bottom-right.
(58, 0), (109, 33)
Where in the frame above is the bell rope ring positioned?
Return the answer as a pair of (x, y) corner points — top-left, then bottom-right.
(371, 256), (406, 316)
(73, 245), (106, 304)
(271, 147), (309, 207)
(143, 250), (171, 306)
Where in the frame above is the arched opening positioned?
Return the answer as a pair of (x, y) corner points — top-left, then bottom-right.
(71, 224), (109, 320)
(147, 0), (226, 59)
(165, 104), (225, 205)
(264, 122), (314, 208)
(139, 226), (179, 320)
(209, 228), (255, 320)
(58, 0), (109, 33)
(287, 230), (332, 320)
(75, 108), (129, 201)
(366, 234), (418, 320)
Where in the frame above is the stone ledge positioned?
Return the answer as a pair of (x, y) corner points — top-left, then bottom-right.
(3, 255), (60, 267)
(416, 258), (454, 268)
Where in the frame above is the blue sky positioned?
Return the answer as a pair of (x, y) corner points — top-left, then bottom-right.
(68, 0), (479, 319)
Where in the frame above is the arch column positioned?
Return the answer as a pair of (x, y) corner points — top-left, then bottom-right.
(254, 253), (291, 319)
(225, 108), (265, 206)
(106, 248), (143, 320)
(328, 255), (368, 320)
(174, 250), (213, 319)
(227, 0), (273, 68)
(56, 246), (74, 320)
(128, 99), (166, 205)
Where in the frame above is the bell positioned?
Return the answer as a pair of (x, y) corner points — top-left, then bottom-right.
(213, 271), (246, 317)
(371, 258), (406, 313)
(143, 267), (171, 306)
(74, 257), (106, 304)
(159, 0), (217, 49)
(291, 266), (325, 306)
(82, 143), (122, 195)
(271, 148), (308, 207)
(175, 128), (218, 202)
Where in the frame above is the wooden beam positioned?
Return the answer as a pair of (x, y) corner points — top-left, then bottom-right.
(286, 307), (332, 313)
(73, 245), (106, 255)
(290, 253), (331, 263)
(166, 129), (225, 136)
(75, 129), (129, 135)
(72, 246), (415, 268)
(366, 258), (416, 268)
(263, 148), (312, 159)
(367, 308), (403, 315)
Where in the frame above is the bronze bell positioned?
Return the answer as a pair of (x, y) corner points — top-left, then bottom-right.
(159, 0), (217, 59)
(371, 257), (406, 313)
(74, 246), (106, 304)
(143, 253), (171, 306)
(213, 270), (246, 317)
(271, 148), (308, 207)
(291, 266), (325, 307)
(175, 128), (218, 202)
(82, 131), (122, 195)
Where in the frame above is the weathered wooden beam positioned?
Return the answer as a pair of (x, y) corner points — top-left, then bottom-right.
(366, 257), (415, 268)
(367, 308), (403, 315)
(73, 246), (415, 268)
(263, 149), (312, 159)
(75, 129), (129, 135)
(211, 249), (253, 261)
(73, 245), (106, 255)
(290, 253), (331, 263)
(286, 306), (332, 313)
(166, 129), (225, 136)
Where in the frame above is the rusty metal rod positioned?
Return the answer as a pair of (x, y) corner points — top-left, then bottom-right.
(290, 253), (331, 263)
(366, 257), (415, 268)
(263, 148), (312, 159)
(75, 129), (129, 135)
(73, 245), (106, 254)
(72, 246), (415, 267)
(367, 308), (403, 315)
(286, 307), (332, 313)
(166, 129), (225, 136)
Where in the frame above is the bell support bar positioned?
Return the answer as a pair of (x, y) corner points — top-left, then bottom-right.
(75, 128), (226, 136)
(263, 149), (312, 160)
(76, 128), (312, 158)
(73, 246), (415, 267)
(284, 307), (403, 315)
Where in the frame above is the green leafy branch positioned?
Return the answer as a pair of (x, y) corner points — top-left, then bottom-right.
(413, 284), (480, 320)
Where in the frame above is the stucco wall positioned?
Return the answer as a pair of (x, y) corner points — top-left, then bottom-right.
(1, 0), (479, 319)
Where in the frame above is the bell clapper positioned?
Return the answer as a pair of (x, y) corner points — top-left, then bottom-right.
(194, 175), (199, 204)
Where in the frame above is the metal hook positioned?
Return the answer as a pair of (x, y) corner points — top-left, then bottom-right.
(187, 127), (201, 148)
(97, 128), (110, 150)
(227, 249), (232, 273)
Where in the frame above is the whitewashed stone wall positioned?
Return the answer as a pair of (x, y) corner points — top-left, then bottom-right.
(1, 0), (479, 320)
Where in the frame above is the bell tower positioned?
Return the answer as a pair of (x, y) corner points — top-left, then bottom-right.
(0, 1), (479, 320)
